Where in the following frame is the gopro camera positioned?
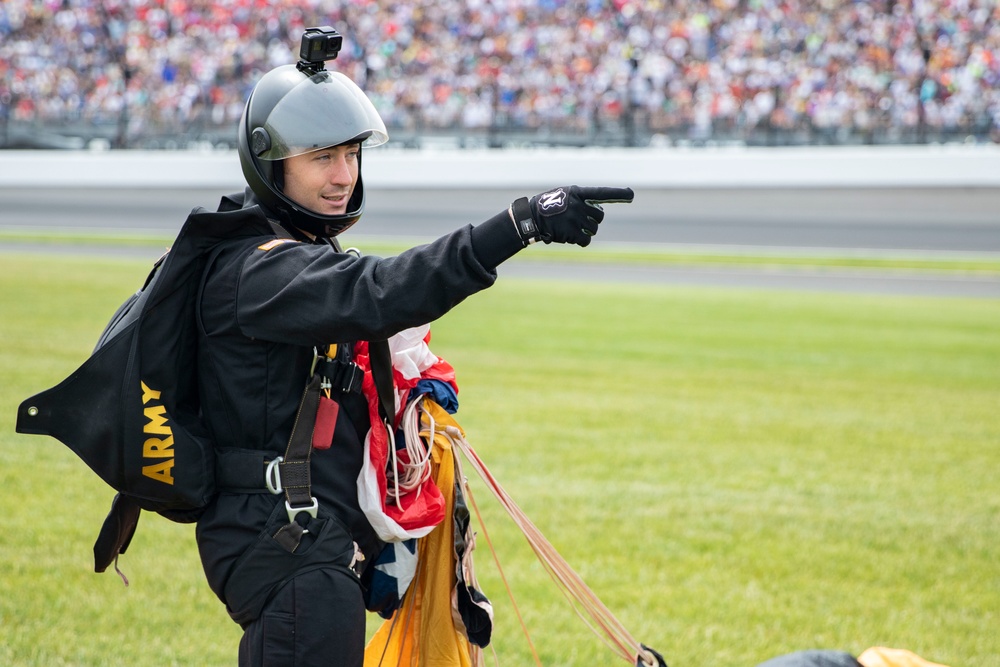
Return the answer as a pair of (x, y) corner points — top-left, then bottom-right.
(298, 26), (343, 73)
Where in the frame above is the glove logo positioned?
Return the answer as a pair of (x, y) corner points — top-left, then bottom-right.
(537, 188), (567, 215)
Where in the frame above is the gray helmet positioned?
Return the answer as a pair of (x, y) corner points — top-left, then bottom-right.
(238, 64), (388, 237)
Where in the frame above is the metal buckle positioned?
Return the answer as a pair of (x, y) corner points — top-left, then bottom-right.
(285, 497), (319, 524)
(265, 457), (283, 495)
(267, 458), (319, 523)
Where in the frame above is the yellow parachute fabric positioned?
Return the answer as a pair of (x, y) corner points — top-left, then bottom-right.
(858, 647), (951, 667)
(364, 401), (482, 667)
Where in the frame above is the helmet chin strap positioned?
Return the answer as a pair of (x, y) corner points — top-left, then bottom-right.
(276, 182), (364, 239)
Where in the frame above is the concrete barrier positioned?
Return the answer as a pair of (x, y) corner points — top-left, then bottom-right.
(1, 144), (999, 189)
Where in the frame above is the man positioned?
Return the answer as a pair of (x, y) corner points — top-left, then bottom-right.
(193, 35), (634, 667)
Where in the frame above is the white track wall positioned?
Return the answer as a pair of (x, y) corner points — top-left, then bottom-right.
(1, 145), (999, 189)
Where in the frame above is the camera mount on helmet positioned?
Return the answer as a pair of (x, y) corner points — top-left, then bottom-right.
(297, 26), (343, 75)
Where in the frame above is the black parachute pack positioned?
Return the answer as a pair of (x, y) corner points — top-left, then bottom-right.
(15, 193), (278, 578)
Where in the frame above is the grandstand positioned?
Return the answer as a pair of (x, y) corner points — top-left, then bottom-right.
(1, 0), (998, 150)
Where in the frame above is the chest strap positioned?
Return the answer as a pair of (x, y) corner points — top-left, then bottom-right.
(215, 448), (275, 494)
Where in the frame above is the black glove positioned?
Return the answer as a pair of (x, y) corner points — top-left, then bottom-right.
(508, 185), (635, 247)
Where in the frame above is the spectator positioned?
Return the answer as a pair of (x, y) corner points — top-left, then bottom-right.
(1, 0), (997, 146)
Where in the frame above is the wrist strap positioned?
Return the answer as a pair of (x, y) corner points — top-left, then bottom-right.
(508, 197), (539, 246)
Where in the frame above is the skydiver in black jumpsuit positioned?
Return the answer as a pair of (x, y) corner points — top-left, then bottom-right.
(193, 32), (633, 667)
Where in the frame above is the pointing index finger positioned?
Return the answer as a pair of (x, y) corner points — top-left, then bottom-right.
(578, 186), (635, 205)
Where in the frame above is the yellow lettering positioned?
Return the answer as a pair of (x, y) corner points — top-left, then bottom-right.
(141, 381), (161, 405)
(143, 405), (171, 435)
(143, 435), (174, 458)
(142, 459), (175, 485)
(139, 381), (175, 486)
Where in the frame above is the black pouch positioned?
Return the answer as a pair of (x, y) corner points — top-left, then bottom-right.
(93, 493), (142, 576)
(222, 499), (359, 626)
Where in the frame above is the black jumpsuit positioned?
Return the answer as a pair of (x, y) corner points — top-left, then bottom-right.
(193, 190), (521, 666)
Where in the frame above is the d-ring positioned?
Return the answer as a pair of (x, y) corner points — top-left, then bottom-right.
(265, 456), (284, 495)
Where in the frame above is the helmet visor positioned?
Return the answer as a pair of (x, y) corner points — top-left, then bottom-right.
(257, 70), (388, 160)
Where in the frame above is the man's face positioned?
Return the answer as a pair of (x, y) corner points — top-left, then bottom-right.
(281, 143), (360, 216)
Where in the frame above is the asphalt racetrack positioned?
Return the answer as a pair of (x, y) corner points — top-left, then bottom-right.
(2, 186), (998, 297)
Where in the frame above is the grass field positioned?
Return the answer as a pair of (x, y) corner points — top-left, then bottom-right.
(1, 252), (997, 667)
(4, 228), (1000, 275)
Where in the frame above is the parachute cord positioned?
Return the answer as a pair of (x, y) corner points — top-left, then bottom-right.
(385, 396), (436, 511)
(385, 424), (403, 509)
(462, 475), (544, 667)
(113, 554), (130, 587)
(447, 426), (659, 667)
(400, 395), (434, 491)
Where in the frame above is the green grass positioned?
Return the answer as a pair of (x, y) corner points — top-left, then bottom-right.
(4, 228), (1000, 275)
(0, 229), (176, 248)
(1, 253), (998, 666)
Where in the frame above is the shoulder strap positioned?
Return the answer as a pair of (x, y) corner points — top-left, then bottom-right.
(277, 373), (324, 521)
(368, 339), (396, 427)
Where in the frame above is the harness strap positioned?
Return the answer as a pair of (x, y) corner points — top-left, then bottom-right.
(215, 448), (276, 493)
(271, 338), (388, 550)
(368, 338), (395, 428)
(279, 372), (323, 521)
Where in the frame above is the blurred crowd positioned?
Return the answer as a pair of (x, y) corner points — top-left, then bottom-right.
(1, 0), (998, 145)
